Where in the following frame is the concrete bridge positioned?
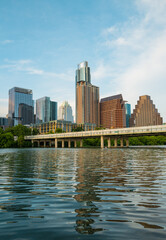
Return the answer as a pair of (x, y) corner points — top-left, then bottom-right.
(24, 125), (166, 148)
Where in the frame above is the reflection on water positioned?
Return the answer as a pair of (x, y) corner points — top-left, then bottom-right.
(0, 148), (166, 239)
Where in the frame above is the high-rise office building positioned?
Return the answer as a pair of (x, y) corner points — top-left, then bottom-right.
(100, 94), (126, 129)
(76, 61), (100, 126)
(58, 101), (74, 123)
(75, 61), (91, 85)
(125, 103), (131, 128)
(36, 96), (57, 124)
(130, 95), (163, 127)
(0, 117), (8, 130)
(8, 87), (34, 126)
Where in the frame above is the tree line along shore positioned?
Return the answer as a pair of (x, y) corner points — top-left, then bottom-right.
(0, 125), (166, 148)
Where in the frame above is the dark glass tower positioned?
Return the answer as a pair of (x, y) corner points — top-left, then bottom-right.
(8, 87), (34, 126)
(36, 96), (57, 124)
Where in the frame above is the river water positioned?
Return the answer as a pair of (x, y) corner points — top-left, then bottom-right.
(0, 147), (166, 240)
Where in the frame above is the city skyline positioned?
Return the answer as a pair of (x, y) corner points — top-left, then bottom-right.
(0, 0), (166, 121)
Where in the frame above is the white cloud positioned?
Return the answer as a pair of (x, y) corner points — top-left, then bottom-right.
(1, 40), (13, 44)
(97, 0), (166, 121)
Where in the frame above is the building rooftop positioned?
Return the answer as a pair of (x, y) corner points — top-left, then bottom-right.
(100, 94), (123, 103)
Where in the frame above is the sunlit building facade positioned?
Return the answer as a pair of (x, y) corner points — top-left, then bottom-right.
(130, 95), (163, 127)
(100, 94), (126, 129)
(76, 61), (100, 126)
(58, 101), (74, 123)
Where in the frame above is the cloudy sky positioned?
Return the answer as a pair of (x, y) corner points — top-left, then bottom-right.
(0, 0), (166, 121)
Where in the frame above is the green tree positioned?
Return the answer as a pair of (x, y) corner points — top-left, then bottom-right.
(55, 128), (63, 133)
(72, 127), (84, 132)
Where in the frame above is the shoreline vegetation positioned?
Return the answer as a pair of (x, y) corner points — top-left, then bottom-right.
(0, 125), (166, 148)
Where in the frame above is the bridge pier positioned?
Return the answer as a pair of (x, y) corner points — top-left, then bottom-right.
(68, 139), (71, 148)
(49, 140), (52, 148)
(62, 140), (65, 148)
(126, 138), (129, 147)
(108, 137), (111, 148)
(44, 141), (46, 148)
(80, 139), (83, 148)
(114, 138), (117, 147)
(101, 136), (104, 148)
(120, 138), (123, 147)
(38, 141), (40, 147)
(55, 139), (58, 148)
(74, 140), (77, 148)
(32, 140), (34, 147)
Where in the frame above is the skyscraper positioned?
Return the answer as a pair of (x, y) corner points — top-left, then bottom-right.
(58, 101), (74, 123)
(36, 96), (57, 124)
(130, 95), (163, 127)
(125, 103), (131, 128)
(8, 87), (34, 126)
(100, 94), (126, 129)
(76, 61), (100, 126)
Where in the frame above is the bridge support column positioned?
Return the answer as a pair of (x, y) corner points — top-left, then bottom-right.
(68, 140), (71, 148)
(62, 140), (65, 148)
(101, 136), (104, 148)
(120, 138), (123, 147)
(108, 137), (111, 148)
(44, 141), (46, 148)
(49, 140), (52, 148)
(80, 139), (83, 148)
(32, 140), (34, 148)
(74, 140), (77, 148)
(38, 141), (40, 147)
(55, 139), (58, 148)
(126, 138), (129, 147)
(114, 138), (117, 147)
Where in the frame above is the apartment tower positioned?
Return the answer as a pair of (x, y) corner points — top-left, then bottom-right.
(130, 95), (163, 127)
(76, 61), (100, 126)
(100, 94), (126, 129)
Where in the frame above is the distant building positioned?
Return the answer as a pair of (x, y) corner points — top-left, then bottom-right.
(58, 101), (74, 123)
(100, 94), (126, 129)
(125, 103), (131, 128)
(8, 87), (34, 126)
(0, 117), (8, 130)
(76, 61), (100, 126)
(130, 95), (163, 127)
(36, 96), (57, 124)
(34, 120), (96, 134)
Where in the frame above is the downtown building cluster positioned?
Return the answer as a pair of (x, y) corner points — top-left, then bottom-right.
(0, 61), (163, 132)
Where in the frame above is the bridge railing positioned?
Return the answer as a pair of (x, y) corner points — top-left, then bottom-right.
(24, 125), (166, 140)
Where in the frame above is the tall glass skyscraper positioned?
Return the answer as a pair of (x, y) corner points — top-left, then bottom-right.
(36, 97), (57, 124)
(8, 87), (34, 126)
(58, 101), (74, 123)
(76, 61), (100, 126)
(75, 61), (91, 85)
(125, 103), (131, 128)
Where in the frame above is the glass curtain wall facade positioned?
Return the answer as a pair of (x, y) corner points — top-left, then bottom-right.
(8, 87), (34, 126)
(125, 103), (131, 128)
(58, 101), (74, 123)
(36, 97), (57, 124)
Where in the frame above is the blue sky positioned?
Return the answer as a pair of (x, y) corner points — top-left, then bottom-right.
(0, 0), (166, 121)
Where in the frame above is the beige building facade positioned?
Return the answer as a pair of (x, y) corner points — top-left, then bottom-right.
(130, 95), (163, 127)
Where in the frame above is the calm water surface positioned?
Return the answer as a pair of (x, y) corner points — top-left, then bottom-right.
(0, 147), (166, 240)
